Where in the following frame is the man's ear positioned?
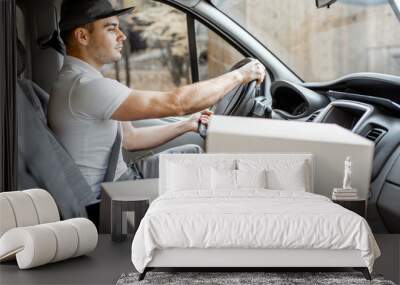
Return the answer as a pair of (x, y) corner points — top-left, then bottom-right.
(73, 27), (90, 46)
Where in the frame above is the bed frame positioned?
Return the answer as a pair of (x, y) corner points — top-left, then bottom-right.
(137, 154), (372, 281)
(139, 248), (371, 280)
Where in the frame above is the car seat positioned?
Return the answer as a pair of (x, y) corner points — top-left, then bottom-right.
(16, 39), (99, 219)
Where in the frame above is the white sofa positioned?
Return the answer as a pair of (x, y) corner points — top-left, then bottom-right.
(0, 189), (98, 269)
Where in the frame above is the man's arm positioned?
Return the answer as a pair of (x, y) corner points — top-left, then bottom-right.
(111, 59), (265, 121)
(121, 111), (209, 150)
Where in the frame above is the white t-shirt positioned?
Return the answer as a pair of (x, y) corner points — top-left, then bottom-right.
(48, 56), (131, 194)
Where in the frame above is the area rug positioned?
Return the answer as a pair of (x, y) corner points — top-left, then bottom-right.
(116, 271), (396, 285)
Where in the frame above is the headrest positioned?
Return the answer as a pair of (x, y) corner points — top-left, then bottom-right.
(37, 30), (66, 56)
(17, 39), (26, 77)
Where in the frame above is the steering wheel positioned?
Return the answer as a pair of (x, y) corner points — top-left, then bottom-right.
(213, 58), (258, 116)
(198, 58), (270, 138)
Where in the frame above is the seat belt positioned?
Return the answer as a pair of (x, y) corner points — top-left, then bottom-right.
(98, 123), (122, 231)
(103, 123), (122, 182)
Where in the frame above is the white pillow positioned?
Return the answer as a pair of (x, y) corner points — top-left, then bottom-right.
(267, 164), (306, 191)
(211, 168), (236, 191)
(167, 163), (211, 192)
(164, 158), (236, 193)
(238, 159), (309, 191)
(236, 169), (268, 189)
(211, 169), (268, 191)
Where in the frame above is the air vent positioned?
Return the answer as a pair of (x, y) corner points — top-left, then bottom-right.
(365, 128), (387, 143)
(306, 110), (321, 122)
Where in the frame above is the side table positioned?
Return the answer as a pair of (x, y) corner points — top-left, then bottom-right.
(99, 179), (158, 241)
(332, 198), (367, 218)
(111, 196), (150, 241)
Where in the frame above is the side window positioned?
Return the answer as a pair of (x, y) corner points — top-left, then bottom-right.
(103, 1), (191, 91)
(195, 20), (245, 81)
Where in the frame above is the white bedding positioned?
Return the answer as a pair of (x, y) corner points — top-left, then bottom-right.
(131, 190), (380, 273)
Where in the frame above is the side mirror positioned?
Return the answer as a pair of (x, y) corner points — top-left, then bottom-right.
(315, 0), (337, 8)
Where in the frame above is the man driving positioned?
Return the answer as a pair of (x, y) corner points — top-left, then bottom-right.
(48, 0), (266, 197)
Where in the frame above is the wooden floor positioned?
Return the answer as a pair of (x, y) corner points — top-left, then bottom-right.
(0, 234), (399, 285)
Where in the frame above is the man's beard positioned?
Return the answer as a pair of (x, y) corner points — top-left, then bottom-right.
(96, 52), (122, 65)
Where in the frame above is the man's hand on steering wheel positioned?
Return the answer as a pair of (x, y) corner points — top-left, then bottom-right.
(237, 58), (266, 86)
(212, 58), (268, 116)
(193, 58), (267, 139)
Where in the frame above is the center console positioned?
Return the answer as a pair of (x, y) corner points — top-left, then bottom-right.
(317, 100), (374, 132)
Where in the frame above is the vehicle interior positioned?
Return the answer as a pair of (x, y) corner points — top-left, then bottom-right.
(10, 0), (400, 232)
(1, 0), (400, 283)
(7, 1), (400, 233)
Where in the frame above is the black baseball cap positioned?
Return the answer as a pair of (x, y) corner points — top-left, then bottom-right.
(59, 0), (135, 31)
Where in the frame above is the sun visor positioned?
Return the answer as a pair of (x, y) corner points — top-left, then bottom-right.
(206, 115), (374, 199)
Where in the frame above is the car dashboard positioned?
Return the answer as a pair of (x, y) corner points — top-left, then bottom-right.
(269, 73), (400, 233)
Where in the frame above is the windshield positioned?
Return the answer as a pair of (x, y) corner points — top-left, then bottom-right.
(212, 0), (400, 82)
